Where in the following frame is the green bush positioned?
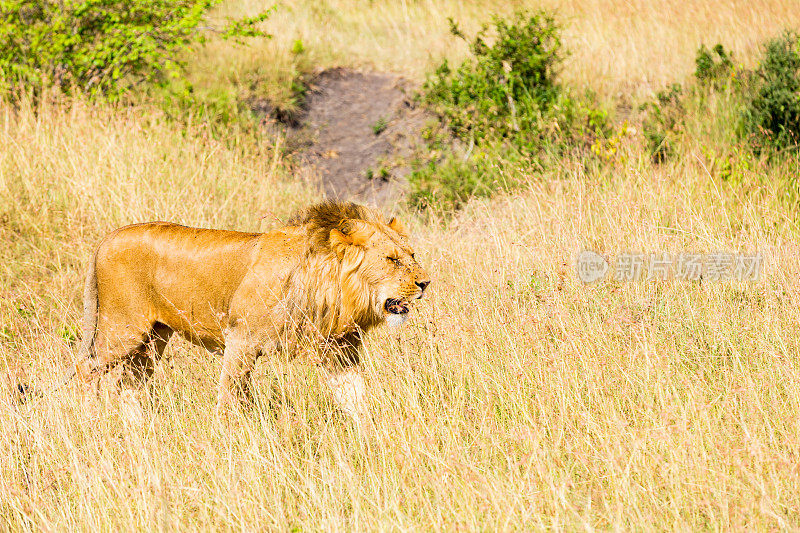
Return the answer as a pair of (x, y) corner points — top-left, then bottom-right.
(413, 10), (608, 212)
(640, 83), (684, 163)
(409, 146), (529, 212)
(640, 34), (800, 163)
(742, 32), (800, 151)
(423, 11), (562, 149)
(695, 43), (734, 88)
(0, 0), (271, 100)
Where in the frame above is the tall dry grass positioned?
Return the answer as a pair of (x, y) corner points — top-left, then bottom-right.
(3, 0), (800, 529)
(2, 93), (800, 528)
(195, 0), (800, 105)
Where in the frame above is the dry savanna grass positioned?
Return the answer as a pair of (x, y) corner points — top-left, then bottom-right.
(197, 0), (800, 105)
(2, 95), (800, 529)
(3, 0), (800, 530)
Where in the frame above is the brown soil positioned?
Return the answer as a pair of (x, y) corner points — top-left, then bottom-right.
(281, 68), (432, 207)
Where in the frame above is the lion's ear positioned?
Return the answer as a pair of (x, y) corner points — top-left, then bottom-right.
(330, 221), (373, 247)
(329, 228), (352, 248)
(388, 217), (408, 237)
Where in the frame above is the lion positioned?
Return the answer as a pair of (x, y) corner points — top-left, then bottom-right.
(72, 201), (430, 424)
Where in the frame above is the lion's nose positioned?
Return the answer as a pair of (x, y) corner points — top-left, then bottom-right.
(415, 280), (430, 294)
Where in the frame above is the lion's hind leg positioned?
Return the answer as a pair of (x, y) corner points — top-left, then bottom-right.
(121, 322), (173, 389)
(112, 324), (173, 423)
(75, 319), (172, 401)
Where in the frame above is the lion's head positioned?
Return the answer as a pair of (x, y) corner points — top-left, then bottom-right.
(289, 201), (430, 332)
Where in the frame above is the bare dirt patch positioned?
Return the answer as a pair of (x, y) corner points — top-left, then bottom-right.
(280, 68), (432, 207)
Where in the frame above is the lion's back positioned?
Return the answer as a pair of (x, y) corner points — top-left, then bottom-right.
(93, 222), (263, 334)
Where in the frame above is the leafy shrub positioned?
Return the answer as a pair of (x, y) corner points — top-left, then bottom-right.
(695, 43), (734, 88)
(413, 10), (608, 212)
(409, 145), (529, 212)
(639, 83), (684, 163)
(409, 158), (486, 213)
(0, 0), (271, 100)
(422, 11), (563, 149)
(640, 34), (800, 163)
(742, 32), (800, 151)
(638, 44), (736, 164)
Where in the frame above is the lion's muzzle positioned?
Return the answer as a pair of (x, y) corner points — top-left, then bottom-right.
(384, 298), (410, 315)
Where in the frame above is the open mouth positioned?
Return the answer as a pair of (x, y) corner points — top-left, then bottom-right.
(384, 298), (410, 315)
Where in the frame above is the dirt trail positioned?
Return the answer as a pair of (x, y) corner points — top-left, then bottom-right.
(284, 68), (430, 206)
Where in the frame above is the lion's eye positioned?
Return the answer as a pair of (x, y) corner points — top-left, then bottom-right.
(387, 256), (400, 265)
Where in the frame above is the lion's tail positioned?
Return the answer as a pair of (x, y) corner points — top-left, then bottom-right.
(14, 250), (98, 404)
(80, 247), (99, 360)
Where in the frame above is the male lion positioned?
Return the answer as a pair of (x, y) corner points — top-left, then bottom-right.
(73, 201), (430, 423)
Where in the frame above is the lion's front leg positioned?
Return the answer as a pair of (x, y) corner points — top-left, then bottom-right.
(326, 366), (369, 429)
(216, 335), (259, 414)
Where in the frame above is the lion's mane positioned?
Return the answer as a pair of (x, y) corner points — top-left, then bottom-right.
(285, 201), (389, 349)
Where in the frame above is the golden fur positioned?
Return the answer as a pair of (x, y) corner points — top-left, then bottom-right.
(75, 201), (430, 420)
